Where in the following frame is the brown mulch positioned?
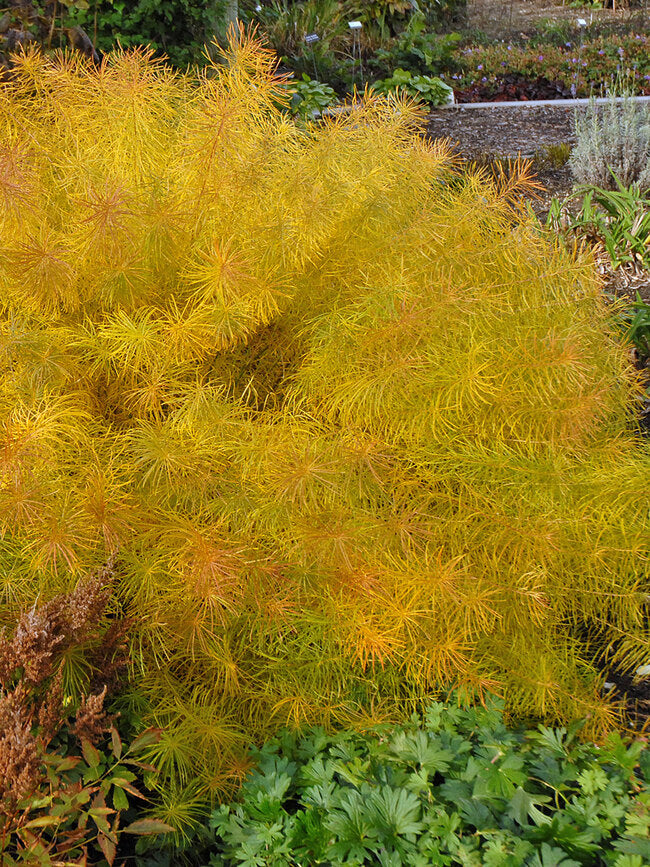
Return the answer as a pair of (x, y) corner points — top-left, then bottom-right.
(426, 103), (576, 159)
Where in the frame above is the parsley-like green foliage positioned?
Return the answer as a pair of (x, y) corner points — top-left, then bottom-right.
(204, 697), (650, 867)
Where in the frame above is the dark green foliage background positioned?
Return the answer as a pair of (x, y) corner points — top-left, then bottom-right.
(65, 0), (225, 66)
(65, 0), (466, 69)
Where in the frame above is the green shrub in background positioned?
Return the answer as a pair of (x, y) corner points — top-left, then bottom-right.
(254, 0), (350, 58)
(251, 1), (464, 95)
(371, 67), (454, 104)
(0, 0), (102, 66)
(288, 73), (338, 118)
(419, 0), (467, 29)
(253, 0), (355, 94)
(357, 0), (466, 37)
(27, 0), (466, 90)
(203, 696), (650, 866)
(367, 14), (461, 78)
(64, 0), (226, 66)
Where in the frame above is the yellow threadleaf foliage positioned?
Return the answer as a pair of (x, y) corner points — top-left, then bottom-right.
(0, 32), (648, 812)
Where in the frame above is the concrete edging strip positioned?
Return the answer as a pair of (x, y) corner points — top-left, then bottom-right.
(435, 95), (650, 110)
(322, 95), (650, 117)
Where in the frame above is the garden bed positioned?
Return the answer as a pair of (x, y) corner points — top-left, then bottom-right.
(426, 102), (574, 211)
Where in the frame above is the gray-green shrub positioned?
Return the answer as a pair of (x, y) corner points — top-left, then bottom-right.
(570, 93), (650, 190)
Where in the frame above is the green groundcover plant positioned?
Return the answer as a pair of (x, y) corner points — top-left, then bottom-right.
(368, 24), (461, 79)
(0, 32), (649, 826)
(203, 697), (650, 866)
(371, 68), (454, 105)
(287, 74), (338, 119)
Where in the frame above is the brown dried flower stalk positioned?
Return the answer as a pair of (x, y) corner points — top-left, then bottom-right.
(71, 684), (109, 745)
(0, 684), (42, 809)
(0, 560), (131, 864)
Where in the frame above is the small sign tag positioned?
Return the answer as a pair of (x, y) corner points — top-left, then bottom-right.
(304, 33), (319, 44)
(348, 20), (362, 29)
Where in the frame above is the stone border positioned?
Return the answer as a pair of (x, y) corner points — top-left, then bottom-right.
(437, 95), (650, 109)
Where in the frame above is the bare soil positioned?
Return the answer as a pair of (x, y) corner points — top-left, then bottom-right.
(425, 103), (576, 158)
(467, 0), (650, 39)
